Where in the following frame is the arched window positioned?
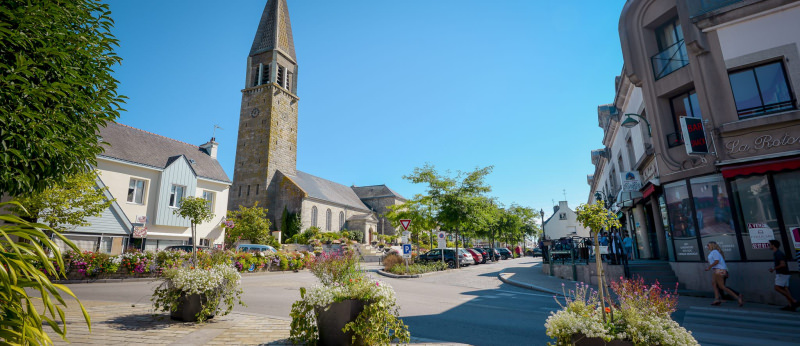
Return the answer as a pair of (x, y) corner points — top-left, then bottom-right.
(326, 209), (332, 231)
(339, 212), (345, 230)
(311, 206), (318, 227)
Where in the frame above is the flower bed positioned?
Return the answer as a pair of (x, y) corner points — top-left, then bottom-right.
(387, 262), (446, 275)
(39, 248), (317, 280)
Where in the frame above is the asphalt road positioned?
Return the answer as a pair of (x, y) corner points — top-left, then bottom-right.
(64, 258), (558, 345)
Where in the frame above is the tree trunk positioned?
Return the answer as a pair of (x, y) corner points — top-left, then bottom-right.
(594, 230), (606, 322)
(192, 223), (197, 266)
(455, 228), (460, 269)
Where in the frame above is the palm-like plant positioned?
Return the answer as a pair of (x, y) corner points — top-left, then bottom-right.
(0, 201), (90, 345)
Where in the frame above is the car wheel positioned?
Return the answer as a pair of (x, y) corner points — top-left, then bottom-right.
(446, 260), (455, 269)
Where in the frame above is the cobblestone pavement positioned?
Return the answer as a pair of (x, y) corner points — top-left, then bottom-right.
(52, 301), (466, 345)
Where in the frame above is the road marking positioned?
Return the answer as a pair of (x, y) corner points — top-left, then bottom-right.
(495, 289), (557, 299)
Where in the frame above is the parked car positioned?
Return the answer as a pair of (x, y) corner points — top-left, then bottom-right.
(236, 244), (277, 253)
(466, 248), (483, 264)
(481, 247), (501, 261)
(529, 248), (542, 257)
(419, 248), (472, 268)
(472, 248), (489, 264)
(497, 247), (513, 260)
(164, 245), (209, 252)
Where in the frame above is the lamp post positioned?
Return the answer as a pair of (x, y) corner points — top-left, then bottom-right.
(621, 113), (652, 137)
(540, 209), (545, 240)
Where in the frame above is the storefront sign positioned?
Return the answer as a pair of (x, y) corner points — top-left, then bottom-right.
(133, 226), (147, 238)
(675, 240), (699, 260)
(747, 223), (775, 249)
(725, 133), (800, 155)
(620, 171), (643, 192)
(792, 227), (800, 250)
(135, 215), (147, 224)
(642, 159), (657, 182)
(680, 117), (708, 155)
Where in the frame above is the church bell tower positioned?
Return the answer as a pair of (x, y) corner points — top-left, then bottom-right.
(228, 0), (299, 211)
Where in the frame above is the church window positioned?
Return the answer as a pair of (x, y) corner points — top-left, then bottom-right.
(277, 65), (284, 87)
(339, 212), (344, 230)
(247, 185), (251, 196)
(238, 186), (242, 197)
(311, 206), (318, 227)
(256, 184), (260, 195)
(326, 209), (332, 231)
(286, 72), (293, 91)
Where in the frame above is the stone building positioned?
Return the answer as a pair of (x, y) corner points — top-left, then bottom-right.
(352, 185), (407, 236)
(228, 0), (403, 243)
(598, 0), (800, 304)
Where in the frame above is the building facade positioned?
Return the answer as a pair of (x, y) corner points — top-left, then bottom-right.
(542, 201), (591, 240)
(228, 0), (403, 243)
(609, 0), (800, 304)
(72, 123), (232, 253)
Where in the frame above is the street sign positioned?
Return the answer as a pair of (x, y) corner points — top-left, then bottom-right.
(437, 231), (446, 248)
(400, 219), (411, 231)
(402, 230), (410, 244)
(402, 244), (412, 258)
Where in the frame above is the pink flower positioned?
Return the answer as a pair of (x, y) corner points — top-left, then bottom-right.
(376, 282), (380, 287)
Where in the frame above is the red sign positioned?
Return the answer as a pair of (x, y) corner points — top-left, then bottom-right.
(680, 116), (708, 155)
(400, 219), (411, 231)
(133, 226), (147, 238)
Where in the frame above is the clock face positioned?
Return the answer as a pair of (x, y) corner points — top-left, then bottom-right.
(250, 108), (260, 118)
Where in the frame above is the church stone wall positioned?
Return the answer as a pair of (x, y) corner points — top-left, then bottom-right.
(361, 197), (405, 235)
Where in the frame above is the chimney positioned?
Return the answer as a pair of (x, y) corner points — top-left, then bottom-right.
(200, 137), (219, 159)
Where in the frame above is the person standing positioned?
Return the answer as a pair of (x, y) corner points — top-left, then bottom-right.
(599, 232), (609, 262)
(768, 240), (799, 311)
(623, 232), (633, 260)
(705, 241), (743, 306)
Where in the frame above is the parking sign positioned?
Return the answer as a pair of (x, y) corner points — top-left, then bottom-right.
(402, 244), (412, 258)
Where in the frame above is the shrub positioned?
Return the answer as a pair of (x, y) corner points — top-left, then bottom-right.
(388, 262), (446, 275)
(309, 250), (361, 285)
(383, 253), (404, 271)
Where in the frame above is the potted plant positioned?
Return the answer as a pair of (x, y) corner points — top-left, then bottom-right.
(545, 278), (698, 345)
(289, 250), (410, 345)
(152, 264), (244, 322)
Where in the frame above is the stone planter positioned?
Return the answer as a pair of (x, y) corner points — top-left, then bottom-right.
(315, 299), (367, 346)
(170, 292), (215, 322)
(570, 334), (634, 346)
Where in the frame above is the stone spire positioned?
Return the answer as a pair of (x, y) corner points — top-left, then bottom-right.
(249, 0), (296, 60)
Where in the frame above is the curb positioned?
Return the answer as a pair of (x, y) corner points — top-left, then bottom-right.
(497, 268), (565, 296)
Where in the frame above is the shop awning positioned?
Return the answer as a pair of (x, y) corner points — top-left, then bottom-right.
(721, 157), (800, 178)
(642, 184), (656, 199)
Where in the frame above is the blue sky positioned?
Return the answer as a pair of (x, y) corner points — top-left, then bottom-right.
(107, 0), (626, 219)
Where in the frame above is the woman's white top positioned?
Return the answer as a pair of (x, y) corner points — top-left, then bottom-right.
(707, 249), (727, 270)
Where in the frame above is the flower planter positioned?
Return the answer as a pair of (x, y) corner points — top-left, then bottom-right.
(315, 299), (367, 346)
(570, 334), (634, 346)
(170, 292), (215, 322)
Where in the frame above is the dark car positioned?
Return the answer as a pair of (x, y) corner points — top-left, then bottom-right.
(497, 247), (513, 260)
(529, 248), (542, 257)
(472, 248), (489, 264)
(164, 245), (209, 252)
(418, 248), (472, 268)
(481, 247), (501, 261)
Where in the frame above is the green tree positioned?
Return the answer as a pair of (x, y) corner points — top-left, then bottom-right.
(12, 170), (111, 232)
(280, 207), (301, 244)
(385, 195), (437, 252)
(0, 0), (124, 343)
(173, 196), (214, 264)
(0, 0), (125, 196)
(226, 202), (275, 247)
(404, 164), (493, 268)
(576, 200), (621, 322)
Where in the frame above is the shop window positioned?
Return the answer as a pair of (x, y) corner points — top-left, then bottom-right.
(664, 181), (701, 261)
(729, 61), (794, 119)
(773, 170), (800, 259)
(731, 175), (780, 261)
(199, 239), (210, 247)
(691, 175), (740, 261)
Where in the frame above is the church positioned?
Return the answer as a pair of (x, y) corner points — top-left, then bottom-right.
(227, 0), (405, 243)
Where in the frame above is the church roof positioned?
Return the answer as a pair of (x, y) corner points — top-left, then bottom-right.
(250, 0), (296, 60)
(351, 185), (406, 201)
(97, 122), (231, 183)
(286, 171), (371, 212)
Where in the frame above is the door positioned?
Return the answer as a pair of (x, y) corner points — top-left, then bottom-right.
(644, 203), (660, 259)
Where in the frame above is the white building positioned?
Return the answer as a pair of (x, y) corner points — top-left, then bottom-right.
(542, 201), (590, 240)
(59, 123), (231, 253)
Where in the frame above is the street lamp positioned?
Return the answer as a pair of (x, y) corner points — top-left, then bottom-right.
(539, 209), (545, 240)
(621, 113), (652, 137)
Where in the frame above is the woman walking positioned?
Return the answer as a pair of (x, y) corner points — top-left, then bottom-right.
(705, 241), (743, 306)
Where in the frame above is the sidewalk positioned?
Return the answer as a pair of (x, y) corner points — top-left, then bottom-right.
(52, 300), (464, 345)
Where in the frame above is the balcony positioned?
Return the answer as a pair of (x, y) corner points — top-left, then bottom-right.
(688, 0), (747, 18)
(651, 40), (689, 80)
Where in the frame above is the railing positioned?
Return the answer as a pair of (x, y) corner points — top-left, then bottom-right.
(546, 235), (631, 280)
(688, 0), (747, 18)
(651, 40), (689, 80)
(737, 100), (796, 119)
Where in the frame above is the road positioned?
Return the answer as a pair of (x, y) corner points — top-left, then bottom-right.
(64, 257), (559, 345)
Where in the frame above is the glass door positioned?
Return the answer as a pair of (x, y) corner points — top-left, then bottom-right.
(774, 170), (800, 258)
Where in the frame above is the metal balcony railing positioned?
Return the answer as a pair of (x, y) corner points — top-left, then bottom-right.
(651, 40), (689, 79)
(688, 0), (747, 18)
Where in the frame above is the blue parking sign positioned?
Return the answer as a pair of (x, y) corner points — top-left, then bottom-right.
(402, 244), (412, 258)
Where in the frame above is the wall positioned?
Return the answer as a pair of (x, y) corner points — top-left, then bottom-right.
(671, 261), (800, 305)
(545, 202), (591, 239)
(194, 179), (230, 246)
(154, 157), (196, 227)
(96, 159), (161, 225)
(300, 199), (364, 232)
(543, 263), (626, 287)
(715, 4), (800, 62)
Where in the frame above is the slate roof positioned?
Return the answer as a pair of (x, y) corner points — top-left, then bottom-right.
(98, 122), (231, 183)
(351, 185), (406, 201)
(250, 0), (296, 60)
(284, 171), (371, 212)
